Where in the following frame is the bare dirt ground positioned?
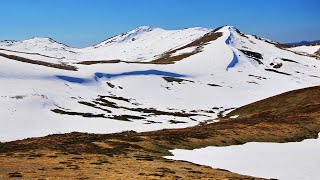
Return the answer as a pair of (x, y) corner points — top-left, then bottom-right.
(1, 86), (319, 179)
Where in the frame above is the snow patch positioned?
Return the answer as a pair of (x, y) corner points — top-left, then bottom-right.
(229, 115), (239, 118)
(165, 133), (320, 180)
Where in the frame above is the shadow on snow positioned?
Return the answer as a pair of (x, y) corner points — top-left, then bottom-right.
(56, 69), (188, 84)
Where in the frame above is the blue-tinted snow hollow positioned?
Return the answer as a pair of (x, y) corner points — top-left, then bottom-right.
(94, 70), (187, 79)
(225, 34), (232, 45)
(55, 75), (91, 84)
(226, 52), (239, 71)
(56, 69), (188, 84)
(225, 30), (239, 71)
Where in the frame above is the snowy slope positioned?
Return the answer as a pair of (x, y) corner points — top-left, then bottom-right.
(288, 45), (320, 56)
(0, 37), (78, 58)
(0, 26), (211, 62)
(0, 26), (320, 141)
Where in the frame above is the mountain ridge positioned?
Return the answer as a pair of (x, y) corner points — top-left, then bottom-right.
(0, 25), (272, 49)
(285, 40), (320, 46)
(0, 25), (213, 49)
(2, 25), (319, 51)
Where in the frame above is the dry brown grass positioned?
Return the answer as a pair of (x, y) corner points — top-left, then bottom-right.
(227, 86), (320, 118)
(77, 60), (121, 65)
(0, 52), (78, 71)
(149, 31), (223, 64)
(0, 150), (255, 179)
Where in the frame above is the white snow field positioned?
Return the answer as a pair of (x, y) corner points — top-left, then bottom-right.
(165, 133), (320, 180)
(0, 26), (320, 141)
(289, 45), (320, 56)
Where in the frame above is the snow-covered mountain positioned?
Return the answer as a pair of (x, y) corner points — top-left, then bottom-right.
(0, 25), (319, 141)
(0, 26), (210, 63)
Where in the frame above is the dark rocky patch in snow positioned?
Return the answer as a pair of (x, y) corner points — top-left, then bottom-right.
(234, 28), (248, 38)
(207, 83), (222, 87)
(10, 95), (27, 99)
(77, 60), (121, 65)
(106, 82), (115, 88)
(53, 94), (200, 123)
(93, 96), (197, 118)
(272, 63), (283, 69)
(162, 77), (194, 84)
(280, 58), (299, 64)
(238, 49), (263, 65)
(248, 74), (267, 80)
(78, 101), (112, 113)
(247, 81), (259, 85)
(112, 115), (146, 122)
(265, 69), (291, 76)
(168, 120), (187, 124)
(100, 95), (131, 103)
(310, 75), (320, 78)
(51, 109), (105, 118)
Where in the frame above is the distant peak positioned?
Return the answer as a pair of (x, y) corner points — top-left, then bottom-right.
(24, 37), (56, 43)
(135, 25), (154, 29)
(223, 25), (237, 31)
(133, 26), (157, 32)
(183, 27), (212, 32)
(211, 25), (232, 33)
(220, 26), (279, 44)
(19, 37), (71, 47)
(285, 40), (320, 46)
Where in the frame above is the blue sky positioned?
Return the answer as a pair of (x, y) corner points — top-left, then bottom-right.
(1, 0), (319, 47)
